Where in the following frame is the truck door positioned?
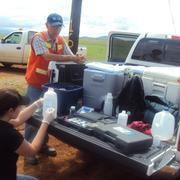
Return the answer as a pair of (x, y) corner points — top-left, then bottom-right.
(107, 31), (139, 64)
(0, 32), (23, 64)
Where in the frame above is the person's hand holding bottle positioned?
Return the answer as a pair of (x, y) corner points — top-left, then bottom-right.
(42, 108), (56, 125)
(73, 54), (86, 64)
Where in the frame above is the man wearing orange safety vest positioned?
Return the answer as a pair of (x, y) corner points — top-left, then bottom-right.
(24, 13), (85, 165)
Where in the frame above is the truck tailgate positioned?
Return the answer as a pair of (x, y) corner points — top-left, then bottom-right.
(29, 114), (177, 176)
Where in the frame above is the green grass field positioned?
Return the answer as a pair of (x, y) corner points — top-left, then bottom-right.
(79, 38), (107, 62)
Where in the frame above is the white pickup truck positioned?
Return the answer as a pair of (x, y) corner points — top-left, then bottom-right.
(107, 31), (180, 67)
(0, 30), (37, 67)
(34, 31), (180, 177)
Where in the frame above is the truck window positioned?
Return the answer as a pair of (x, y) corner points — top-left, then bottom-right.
(28, 31), (37, 44)
(164, 40), (180, 66)
(132, 38), (180, 66)
(132, 38), (164, 63)
(108, 33), (139, 63)
(4, 32), (22, 44)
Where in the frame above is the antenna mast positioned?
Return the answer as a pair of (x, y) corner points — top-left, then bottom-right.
(168, 0), (176, 34)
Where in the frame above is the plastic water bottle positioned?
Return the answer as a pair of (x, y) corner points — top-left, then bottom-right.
(77, 46), (87, 57)
(152, 108), (175, 144)
(117, 110), (128, 126)
(103, 92), (113, 116)
(43, 87), (58, 118)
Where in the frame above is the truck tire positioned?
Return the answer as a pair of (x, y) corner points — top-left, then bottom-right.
(2, 63), (12, 68)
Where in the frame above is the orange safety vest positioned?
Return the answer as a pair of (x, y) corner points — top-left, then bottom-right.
(25, 31), (64, 89)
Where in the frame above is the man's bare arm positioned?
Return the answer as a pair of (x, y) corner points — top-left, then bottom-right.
(42, 53), (85, 64)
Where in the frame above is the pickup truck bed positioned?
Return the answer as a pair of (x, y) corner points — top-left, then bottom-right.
(41, 61), (180, 177)
(29, 113), (178, 177)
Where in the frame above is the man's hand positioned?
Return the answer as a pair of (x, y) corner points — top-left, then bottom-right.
(74, 54), (86, 64)
(42, 108), (56, 125)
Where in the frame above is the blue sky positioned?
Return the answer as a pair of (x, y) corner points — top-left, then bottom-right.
(0, 0), (180, 37)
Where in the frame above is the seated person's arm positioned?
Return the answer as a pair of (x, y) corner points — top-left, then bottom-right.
(16, 109), (55, 156)
(9, 99), (43, 127)
(16, 123), (48, 156)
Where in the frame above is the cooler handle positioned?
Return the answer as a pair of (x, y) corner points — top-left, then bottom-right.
(92, 74), (105, 82)
(153, 82), (166, 89)
(152, 82), (167, 98)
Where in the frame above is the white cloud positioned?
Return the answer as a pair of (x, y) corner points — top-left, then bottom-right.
(0, 0), (72, 34)
(80, 0), (180, 36)
(0, 0), (180, 36)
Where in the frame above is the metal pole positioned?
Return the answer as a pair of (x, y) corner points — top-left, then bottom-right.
(68, 0), (82, 54)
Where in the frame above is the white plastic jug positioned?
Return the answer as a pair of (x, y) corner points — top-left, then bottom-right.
(103, 92), (113, 116)
(151, 108), (175, 141)
(117, 110), (128, 126)
(43, 87), (58, 118)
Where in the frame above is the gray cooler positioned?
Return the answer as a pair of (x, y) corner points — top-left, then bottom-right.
(83, 67), (125, 111)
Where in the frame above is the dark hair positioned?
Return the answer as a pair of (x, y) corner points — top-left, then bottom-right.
(0, 88), (28, 116)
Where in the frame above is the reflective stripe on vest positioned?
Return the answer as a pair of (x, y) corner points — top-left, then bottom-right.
(45, 42), (51, 49)
(35, 68), (48, 75)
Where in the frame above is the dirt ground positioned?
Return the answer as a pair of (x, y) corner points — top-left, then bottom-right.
(0, 64), (180, 180)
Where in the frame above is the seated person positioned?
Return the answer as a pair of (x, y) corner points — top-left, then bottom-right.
(0, 88), (55, 180)
(150, 49), (162, 61)
(143, 49), (162, 61)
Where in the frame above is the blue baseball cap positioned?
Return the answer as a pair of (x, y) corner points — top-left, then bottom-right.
(47, 13), (63, 27)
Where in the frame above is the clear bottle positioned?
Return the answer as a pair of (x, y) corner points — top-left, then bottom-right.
(77, 46), (87, 57)
(69, 106), (76, 116)
(152, 108), (175, 142)
(103, 92), (113, 116)
(43, 87), (58, 118)
(117, 110), (128, 126)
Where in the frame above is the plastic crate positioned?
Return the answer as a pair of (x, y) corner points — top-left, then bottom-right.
(42, 83), (83, 116)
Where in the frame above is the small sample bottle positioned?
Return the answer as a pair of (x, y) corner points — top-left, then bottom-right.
(117, 110), (128, 126)
(103, 92), (113, 116)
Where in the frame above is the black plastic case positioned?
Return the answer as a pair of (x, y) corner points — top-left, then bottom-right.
(94, 123), (153, 154)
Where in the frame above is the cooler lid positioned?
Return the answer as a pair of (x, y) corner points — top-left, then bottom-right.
(86, 62), (128, 73)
